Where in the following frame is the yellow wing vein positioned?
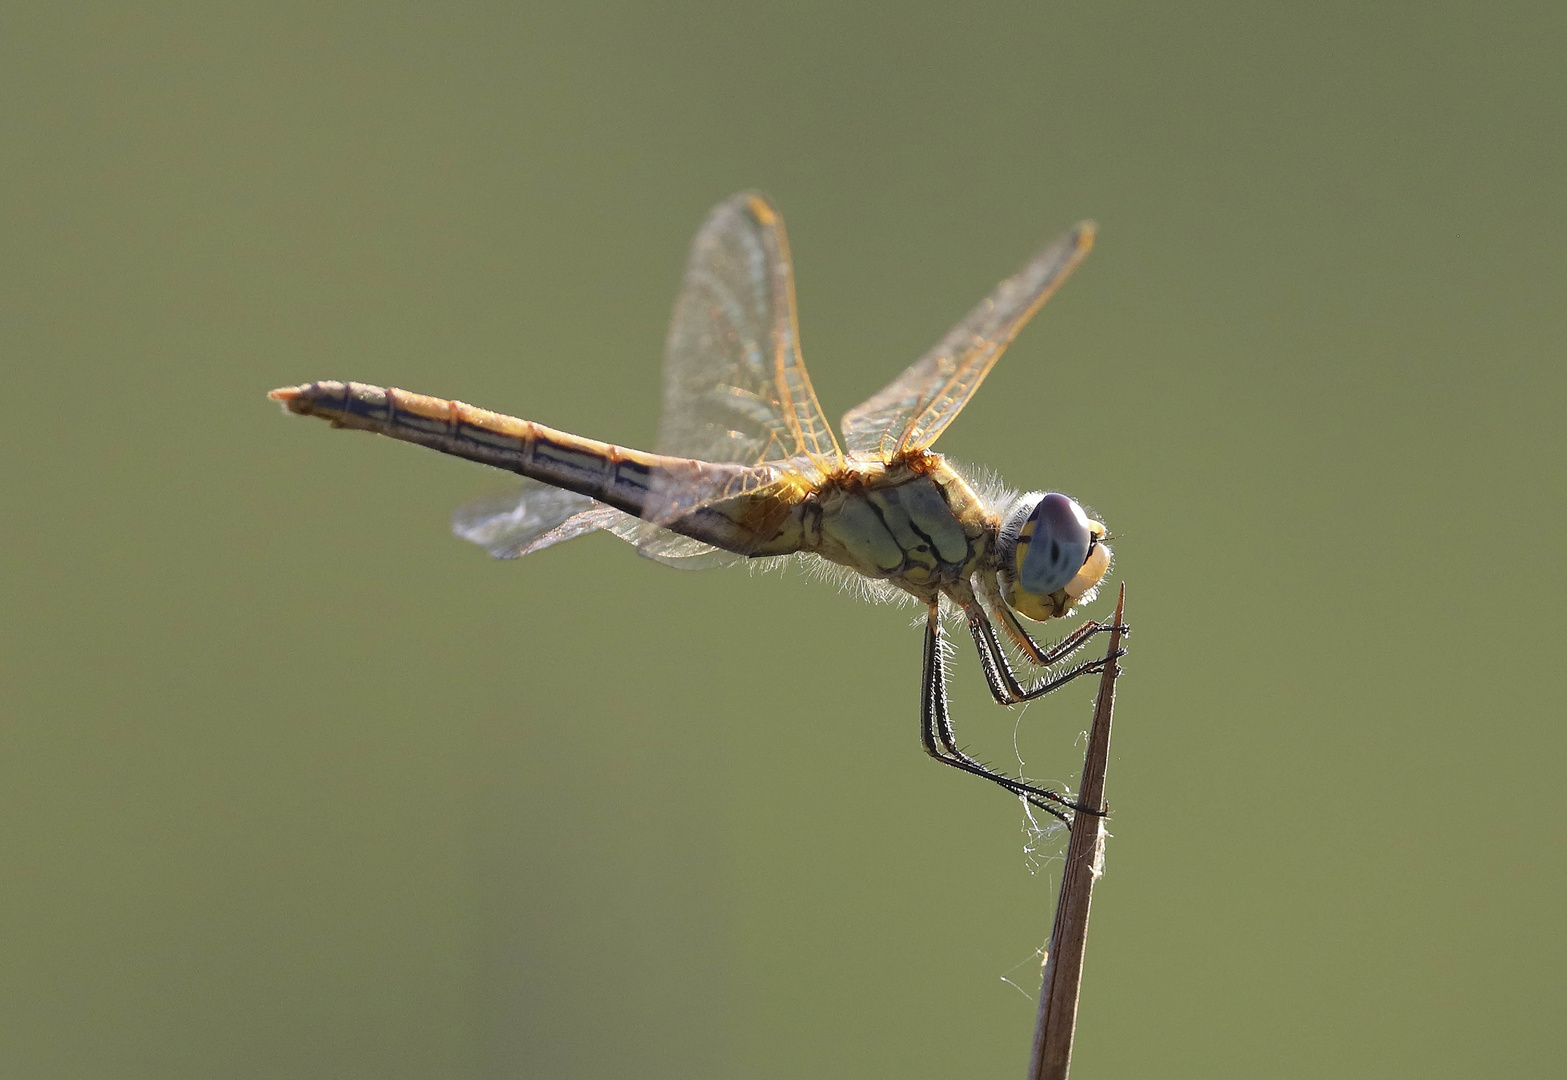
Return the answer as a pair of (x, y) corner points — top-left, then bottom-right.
(841, 222), (1095, 459)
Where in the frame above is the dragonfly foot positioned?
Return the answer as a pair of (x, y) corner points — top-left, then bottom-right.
(1082, 648), (1127, 674)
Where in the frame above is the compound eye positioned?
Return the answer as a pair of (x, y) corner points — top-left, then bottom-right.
(1018, 492), (1092, 596)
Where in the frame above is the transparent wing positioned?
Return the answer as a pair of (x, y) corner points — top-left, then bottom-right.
(646, 192), (841, 523)
(452, 481), (602, 559)
(658, 192), (841, 465)
(840, 222), (1094, 459)
(604, 516), (746, 570)
(452, 479), (742, 570)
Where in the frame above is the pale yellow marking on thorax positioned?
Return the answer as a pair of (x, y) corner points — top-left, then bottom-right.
(809, 454), (995, 594)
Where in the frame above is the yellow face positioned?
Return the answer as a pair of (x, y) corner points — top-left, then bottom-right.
(997, 492), (1112, 622)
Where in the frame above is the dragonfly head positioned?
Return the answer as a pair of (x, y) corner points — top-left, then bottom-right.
(996, 492), (1111, 622)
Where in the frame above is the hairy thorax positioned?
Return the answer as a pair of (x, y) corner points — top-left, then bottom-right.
(802, 453), (996, 600)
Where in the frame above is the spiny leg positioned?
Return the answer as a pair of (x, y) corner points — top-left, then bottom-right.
(964, 603), (1124, 707)
(920, 604), (1078, 826)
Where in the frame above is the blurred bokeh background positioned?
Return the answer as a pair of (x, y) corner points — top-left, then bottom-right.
(3, 1), (1563, 1076)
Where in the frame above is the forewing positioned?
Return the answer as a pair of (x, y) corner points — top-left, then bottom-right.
(655, 192), (841, 471)
(840, 222), (1094, 458)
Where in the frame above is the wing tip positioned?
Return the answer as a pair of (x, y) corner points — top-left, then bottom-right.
(709, 189), (780, 226)
(744, 193), (779, 226)
(1073, 220), (1097, 253)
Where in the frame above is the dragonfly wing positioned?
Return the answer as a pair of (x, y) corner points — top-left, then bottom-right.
(605, 515), (747, 570)
(647, 192), (841, 523)
(452, 481), (604, 559)
(453, 479), (742, 569)
(840, 222), (1094, 458)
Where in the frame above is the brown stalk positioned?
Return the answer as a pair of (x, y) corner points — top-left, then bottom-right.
(1026, 581), (1126, 1080)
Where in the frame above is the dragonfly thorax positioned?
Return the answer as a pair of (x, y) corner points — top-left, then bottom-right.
(996, 492), (1112, 622)
(807, 460), (987, 595)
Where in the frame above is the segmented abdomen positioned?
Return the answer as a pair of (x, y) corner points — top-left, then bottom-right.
(269, 380), (791, 554)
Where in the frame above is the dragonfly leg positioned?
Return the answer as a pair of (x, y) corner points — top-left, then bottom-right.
(964, 604), (1124, 707)
(921, 605), (1088, 826)
(976, 573), (1126, 667)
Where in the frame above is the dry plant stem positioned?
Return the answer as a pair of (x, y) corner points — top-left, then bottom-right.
(1026, 582), (1125, 1080)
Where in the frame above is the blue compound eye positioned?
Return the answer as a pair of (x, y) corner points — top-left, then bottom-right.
(1018, 492), (1092, 595)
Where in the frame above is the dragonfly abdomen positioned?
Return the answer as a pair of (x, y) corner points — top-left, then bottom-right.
(270, 380), (656, 509)
(270, 380), (798, 556)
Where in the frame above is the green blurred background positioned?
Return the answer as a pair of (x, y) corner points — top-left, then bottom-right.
(3, 1), (1562, 1076)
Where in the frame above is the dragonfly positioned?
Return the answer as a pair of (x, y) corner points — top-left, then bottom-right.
(270, 192), (1122, 826)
